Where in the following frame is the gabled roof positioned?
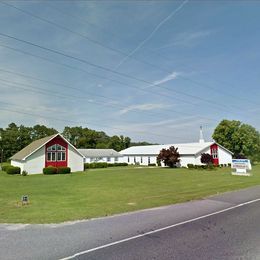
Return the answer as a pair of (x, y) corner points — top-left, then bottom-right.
(78, 149), (122, 158)
(120, 142), (233, 156)
(11, 133), (84, 161)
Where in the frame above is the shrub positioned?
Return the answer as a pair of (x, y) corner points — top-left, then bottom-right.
(84, 163), (90, 170)
(43, 166), (57, 175)
(148, 163), (156, 166)
(2, 165), (12, 172)
(208, 164), (215, 170)
(57, 167), (71, 174)
(22, 170), (28, 176)
(187, 164), (194, 169)
(84, 162), (108, 169)
(6, 166), (21, 175)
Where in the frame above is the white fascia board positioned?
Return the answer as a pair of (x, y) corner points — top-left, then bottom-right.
(23, 133), (59, 160)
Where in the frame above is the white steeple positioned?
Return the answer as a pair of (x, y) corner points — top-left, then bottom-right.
(199, 126), (205, 143)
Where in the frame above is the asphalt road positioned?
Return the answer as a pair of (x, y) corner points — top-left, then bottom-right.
(0, 186), (259, 260)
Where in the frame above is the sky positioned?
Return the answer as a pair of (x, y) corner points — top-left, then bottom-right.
(0, 0), (259, 144)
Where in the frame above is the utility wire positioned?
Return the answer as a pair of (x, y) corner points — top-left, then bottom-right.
(0, 76), (213, 121)
(47, 1), (259, 108)
(0, 43), (217, 119)
(0, 33), (248, 117)
(0, 1), (253, 111)
(0, 103), (199, 141)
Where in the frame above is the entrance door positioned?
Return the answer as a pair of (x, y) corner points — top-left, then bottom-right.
(210, 144), (219, 165)
(45, 136), (68, 168)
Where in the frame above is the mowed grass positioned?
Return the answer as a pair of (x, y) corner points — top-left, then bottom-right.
(0, 165), (259, 223)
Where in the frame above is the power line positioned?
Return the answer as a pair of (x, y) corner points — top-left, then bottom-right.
(46, 1), (259, 108)
(0, 102), (200, 141)
(0, 43), (216, 119)
(0, 74), (214, 122)
(0, 33), (248, 118)
(0, 1), (253, 111)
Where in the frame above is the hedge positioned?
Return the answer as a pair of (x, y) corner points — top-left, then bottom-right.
(148, 163), (156, 166)
(187, 164), (215, 170)
(57, 167), (71, 174)
(6, 166), (21, 175)
(84, 162), (108, 169)
(43, 166), (57, 175)
(43, 166), (71, 174)
(2, 165), (12, 172)
(107, 162), (128, 167)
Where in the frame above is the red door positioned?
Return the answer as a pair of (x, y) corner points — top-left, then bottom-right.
(210, 144), (219, 165)
(45, 136), (68, 167)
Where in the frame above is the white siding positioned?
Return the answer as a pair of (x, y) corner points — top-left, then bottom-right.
(68, 145), (84, 172)
(218, 146), (232, 165)
(180, 155), (196, 167)
(11, 160), (25, 172)
(22, 146), (45, 174)
(84, 157), (119, 163)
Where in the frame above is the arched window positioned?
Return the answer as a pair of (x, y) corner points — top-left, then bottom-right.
(47, 144), (66, 161)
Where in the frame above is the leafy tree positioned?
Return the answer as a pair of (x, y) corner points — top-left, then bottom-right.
(212, 120), (260, 161)
(157, 146), (180, 168)
(200, 153), (213, 165)
(31, 125), (57, 140)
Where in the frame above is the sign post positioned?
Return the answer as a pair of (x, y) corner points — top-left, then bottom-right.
(231, 159), (252, 176)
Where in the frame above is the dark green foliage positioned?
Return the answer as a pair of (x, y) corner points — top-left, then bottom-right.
(2, 165), (12, 172)
(43, 166), (71, 174)
(62, 126), (131, 151)
(213, 120), (260, 162)
(148, 163), (156, 166)
(107, 163), (128, 167)
(156, 159), (161, 166)
(6, 166), (21, 175)
(43, 167), (57, 175)
(157, 146), (180, 168)
(130, 141), (156, 146)
(57, 167), (71, 174)
(84, 162), (108, 169)
(0, 123), (57, 161)
(21, 170), (28, 176)
(187, 164), (194, 169)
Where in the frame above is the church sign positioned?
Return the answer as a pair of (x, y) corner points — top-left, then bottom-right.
(231, 159), (252, 176)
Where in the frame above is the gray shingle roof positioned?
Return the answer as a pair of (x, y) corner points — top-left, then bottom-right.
(10, 134), (58, 161)
(78, 149), (122, 158)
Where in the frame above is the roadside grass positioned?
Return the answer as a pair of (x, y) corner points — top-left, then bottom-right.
(0, 165), (259, 223)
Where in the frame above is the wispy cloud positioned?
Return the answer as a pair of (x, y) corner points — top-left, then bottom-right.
(115, 0), (189, 67)
(154, 30), (214, 50)
(119, 103), (171, 115)
(143, 71), (180, 89)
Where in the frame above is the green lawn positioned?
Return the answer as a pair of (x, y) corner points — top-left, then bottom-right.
(0, 165), (259, 224)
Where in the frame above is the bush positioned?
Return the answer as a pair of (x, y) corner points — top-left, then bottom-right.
(2, 165), (12, 172)
(107, 163), (128, 167)
(57, 167), (71, 174)
(22, 170), (28, 176)
(187, 164), (194, 169)
(43, 166), (57, 175)
(6, 166), (21, 175)
(208, 164), (215, 170)
(148, 163), (156, 166)
(84, 162), (108, 170)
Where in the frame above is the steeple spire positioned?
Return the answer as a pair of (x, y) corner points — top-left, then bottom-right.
(199, 126), (205, 143)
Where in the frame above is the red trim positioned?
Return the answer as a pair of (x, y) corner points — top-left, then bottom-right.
(45, 136), (68, 167)
(210, 144), (219, 165)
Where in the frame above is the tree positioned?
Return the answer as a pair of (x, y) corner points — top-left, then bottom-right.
(212, 120), (260, 161)
(200, 153), (213, 165)
(157, 146), (180, 168)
